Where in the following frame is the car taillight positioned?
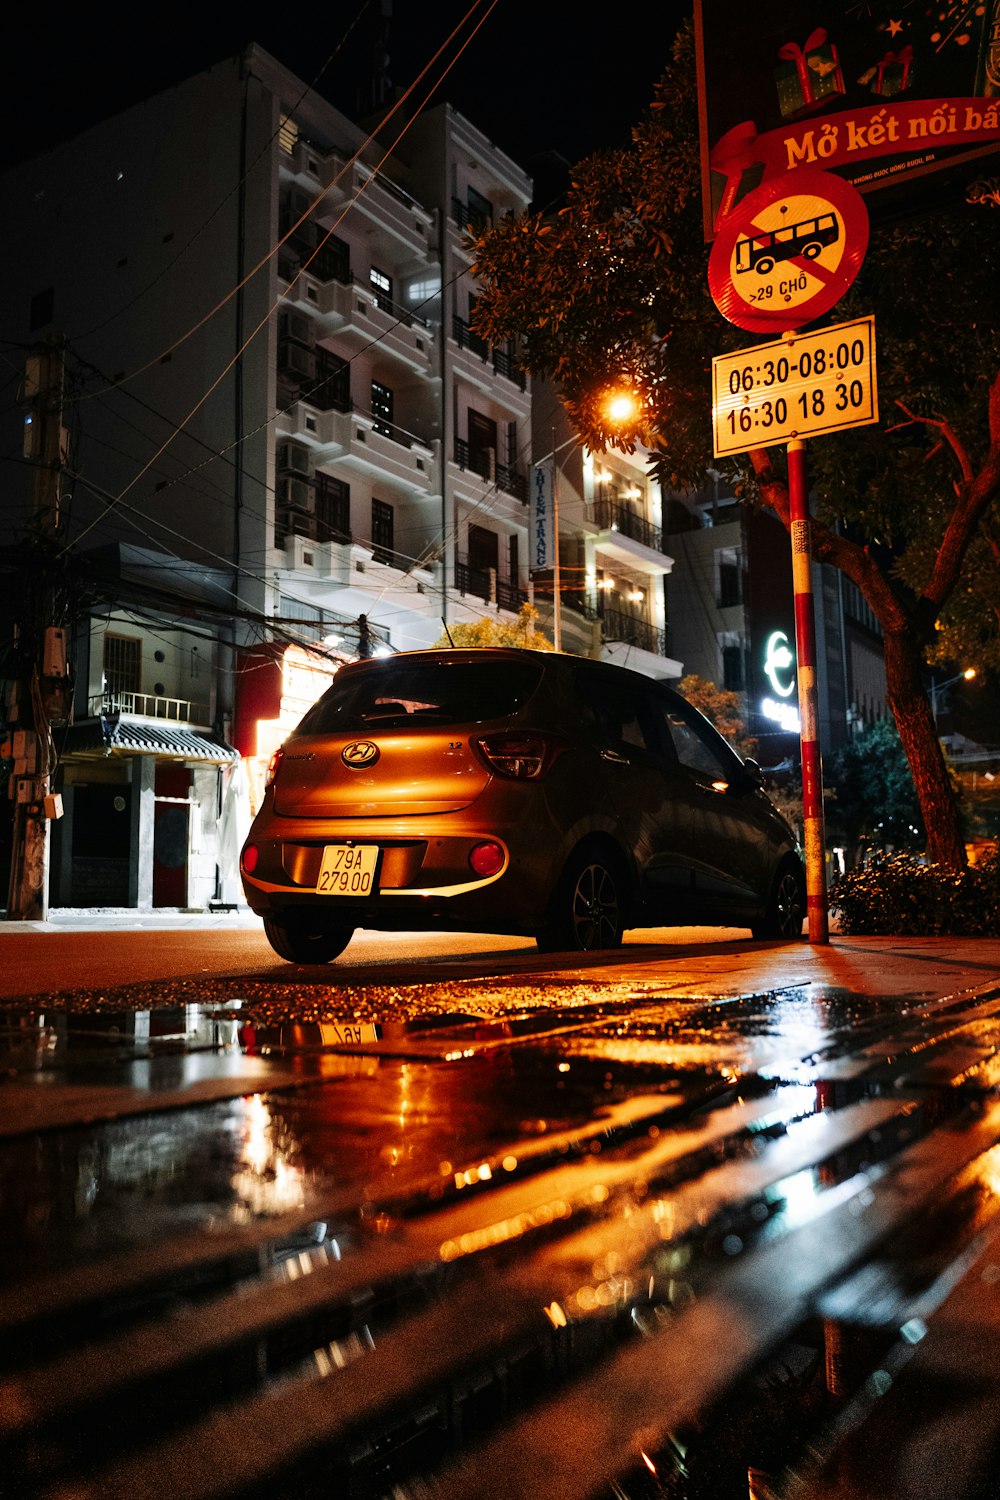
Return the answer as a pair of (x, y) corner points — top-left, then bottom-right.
(265, 747), (284, 787)
(475, 732), (557, 780)
(242, 844), (259, 874)
(469, 841), (505, 877)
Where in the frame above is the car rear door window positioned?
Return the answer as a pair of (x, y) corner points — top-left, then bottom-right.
(571, 666), (667, 758)
(295, 659), (544, 734)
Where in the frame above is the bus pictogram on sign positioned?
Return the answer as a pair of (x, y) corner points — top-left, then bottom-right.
(735, 212), (839, 275)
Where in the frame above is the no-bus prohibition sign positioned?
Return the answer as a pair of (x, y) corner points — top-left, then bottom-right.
(707, 168), (869, 334)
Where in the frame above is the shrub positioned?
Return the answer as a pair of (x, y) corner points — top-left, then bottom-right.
(830, 850), (1000, 936)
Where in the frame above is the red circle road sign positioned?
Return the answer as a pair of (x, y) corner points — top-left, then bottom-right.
(707, 169), (869, 334)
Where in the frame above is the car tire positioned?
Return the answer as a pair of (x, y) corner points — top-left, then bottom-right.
(536, 847), (626, 953)
(751, 859), (805, 940)
(263, 915), (355, 963)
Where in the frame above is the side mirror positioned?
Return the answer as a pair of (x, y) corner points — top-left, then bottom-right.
(734, 757), (762, 791)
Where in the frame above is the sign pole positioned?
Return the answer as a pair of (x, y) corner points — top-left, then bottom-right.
(787, 436), (828, 944)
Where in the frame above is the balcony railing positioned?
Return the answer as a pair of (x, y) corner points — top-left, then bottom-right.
(452, 315), (489, 360)
(359, 408), (415, 449)
(591, 497), (663, 554)
(601, 608), (668, 658)
(302, 381), (352, 414)
(278, 228), (351, 287)
(496, 576), (528, 613)
(456, 561), (527, 612)
(89, 692), (209, 724)
(451, 199), (492, 235)
(491, 345), (526, 390)
(366, 280), (430, 329)
(454, 440), (527, 503)
(452, 319), (526, 391)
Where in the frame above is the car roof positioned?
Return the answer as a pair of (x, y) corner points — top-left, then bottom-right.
(340, 647), (682, 698)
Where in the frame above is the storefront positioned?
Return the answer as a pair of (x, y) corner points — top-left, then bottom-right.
(52, 717), (244, 910)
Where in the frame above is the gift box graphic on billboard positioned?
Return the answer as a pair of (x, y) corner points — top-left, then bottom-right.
(696, 1), (1000, 237)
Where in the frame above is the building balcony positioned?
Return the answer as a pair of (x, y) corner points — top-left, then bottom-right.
(88, 692), (210, 727)
(589, 498), (669, 576)
(451, 198), (492, 235)
(600, 607), (669, 659)
(450, 319), (528, 405)
(274, 404), (436, 496)
(310, 281), (434, 374)
(453, 439), (527, 503)
(455, 560), (527, 613)
(346, 163), (435, 257)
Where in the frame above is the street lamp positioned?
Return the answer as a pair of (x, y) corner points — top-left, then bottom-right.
(930, 666), (976, 725)
(605, 391), (638, 425)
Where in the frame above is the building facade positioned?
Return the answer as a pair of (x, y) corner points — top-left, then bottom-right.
(664, 479), (889, 766)
(0, 48), (545, 905)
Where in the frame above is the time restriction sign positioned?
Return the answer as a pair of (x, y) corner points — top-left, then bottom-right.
(712, 315), (878, 458)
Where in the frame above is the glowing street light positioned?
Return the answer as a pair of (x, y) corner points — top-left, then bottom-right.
(930, 666), (977, 724)
(605, 390), (639, 425)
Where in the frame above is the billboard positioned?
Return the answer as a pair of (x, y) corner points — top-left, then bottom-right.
(695, 1), (1000, 237)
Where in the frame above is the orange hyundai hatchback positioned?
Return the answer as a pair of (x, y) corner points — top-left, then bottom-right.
(241, 648), (804, 962)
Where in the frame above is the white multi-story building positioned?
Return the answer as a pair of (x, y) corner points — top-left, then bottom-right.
(0, 44), (690, 911)
(0, 46), (540, 907)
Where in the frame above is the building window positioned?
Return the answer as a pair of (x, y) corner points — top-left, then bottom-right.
(467, 186), (493, 228)
(506, 420), (518, 468)
(372, 499), (394, 565)
(716, 547), (742, 607)
(316, 474), (351, 544)
(314, 233), (350, 284)
(469, 524), (499, 578)
(370, 266), (393, 313)
(316, 349), (350, 412)
(103, 634), (140, 698)
(722, 642), (745, 692)
(468, 410), (497, 478)
(371, 381), (394, 438)
(278, 114), (299, 154)
(509, 532), (520, 586)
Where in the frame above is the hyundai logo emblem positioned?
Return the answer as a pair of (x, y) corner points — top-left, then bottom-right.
(342, 740), (380, 768)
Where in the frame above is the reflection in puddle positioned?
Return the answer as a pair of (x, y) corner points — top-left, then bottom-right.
(231, 1094), (306, 1220)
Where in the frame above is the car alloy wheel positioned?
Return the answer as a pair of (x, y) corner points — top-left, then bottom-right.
(539, 850), (625, 952)
(752, 861), (805, 940)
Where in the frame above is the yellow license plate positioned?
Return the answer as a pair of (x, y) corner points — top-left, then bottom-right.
(317, 843), (379, 895)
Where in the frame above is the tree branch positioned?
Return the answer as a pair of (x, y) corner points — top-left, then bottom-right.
(924, 370), (1000, 608)
(888, 400), (975, 484)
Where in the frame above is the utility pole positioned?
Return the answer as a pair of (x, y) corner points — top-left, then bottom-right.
(5, 340), (71, 920)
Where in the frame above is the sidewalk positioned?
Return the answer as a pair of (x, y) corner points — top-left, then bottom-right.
(0, 905), (262, 933)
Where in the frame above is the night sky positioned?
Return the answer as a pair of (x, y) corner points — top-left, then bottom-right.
(3, 1), (692, 177)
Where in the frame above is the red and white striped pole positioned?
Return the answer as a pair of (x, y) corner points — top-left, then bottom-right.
(787, 436), (829, 943)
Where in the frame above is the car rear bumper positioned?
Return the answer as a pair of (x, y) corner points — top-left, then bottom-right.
(240, 810), (563, 933)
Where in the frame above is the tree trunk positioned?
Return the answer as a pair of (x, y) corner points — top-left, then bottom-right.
(882, 627), (966, 869)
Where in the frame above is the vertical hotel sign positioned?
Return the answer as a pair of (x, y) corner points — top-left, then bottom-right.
(694, 1), (1000, 238)
(530, 462), (555, 571)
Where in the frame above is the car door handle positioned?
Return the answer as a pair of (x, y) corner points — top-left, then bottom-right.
(600, 748), (630, 765)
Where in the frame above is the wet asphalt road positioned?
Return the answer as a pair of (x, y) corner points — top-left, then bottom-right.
(3, 929), (1000, 1498)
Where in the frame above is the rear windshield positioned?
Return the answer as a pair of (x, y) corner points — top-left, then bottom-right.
(294, 659), (545, 735)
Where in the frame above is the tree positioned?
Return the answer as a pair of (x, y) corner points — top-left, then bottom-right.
(826, 719), (924, 866)
(431, 603), (554, 651)
(472, 22), (1000, 868)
